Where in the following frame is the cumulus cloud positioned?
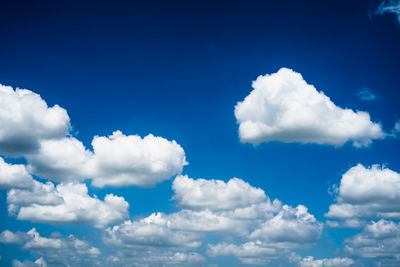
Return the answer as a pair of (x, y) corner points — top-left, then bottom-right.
(106, 250), (205, 266)
(27, 131), (187, 187)
(0, 157), (35, 190)
(106, 175), (322, 265)
(7, 181), (129, 228)
(344, 219), (400, 265)
(0, 84), (70, 156)
(207, 241), (278, 265)
(376, 0), (400, 24)
(326, 164), (400, 226)
(294, 255), (355, 267)
(1, 228), (99, 266)
(234, 68), (385, 147)
(172, 175), (266, 211)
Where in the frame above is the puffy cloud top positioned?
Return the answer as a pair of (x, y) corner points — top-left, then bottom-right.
(326, 164), (400, 226)
(0, 157), (35, 190)
(27, 131), (187, 187)
(172, 175), (266, 210)
(234, 68), (385, 147)
(0, 84), (70, 156)
(90, 131), (187, 187)
(8, 181), (129, 228)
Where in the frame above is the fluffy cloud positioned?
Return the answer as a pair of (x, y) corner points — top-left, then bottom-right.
(234, 68), (385, 147)
(0, 157), (35, 190)
(326, 164), (400, 226)
(106, 175), (322, 265)
(249, 205), (322, 248)
(295, 256), (355, 267)
(27, 131), (187, 187)
(106, 251), (205, 266)
(376, 0), (400, 24)
(7, 181), (129, 228)
(0, 84), (70, 156)
(344, 219), (400, 265)
(1, 228), (99, 266)
(207, 241), (278, 265)
(172, 175), (266, 211)
(89, 131), (187, 187)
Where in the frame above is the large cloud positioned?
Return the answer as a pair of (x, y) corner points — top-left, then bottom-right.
(0, 84), (70, 156)
(344, 219), (400, 265)
(7, 181), (129, 228)
(234, 68), (385, 147)
(105, 175), (322, 265)
(172, 175), (266, 211)
(326, 164), (400, 227)
(1, 228), (100, 266)
(27, 131), (187, 187)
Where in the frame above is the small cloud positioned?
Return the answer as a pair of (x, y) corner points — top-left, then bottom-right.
(392, 120), (400, 137)
(357, 87), (377, 101)
(375, 0), (400, 24)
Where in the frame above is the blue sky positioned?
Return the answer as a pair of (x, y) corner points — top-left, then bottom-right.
(0, 0), (400, 266)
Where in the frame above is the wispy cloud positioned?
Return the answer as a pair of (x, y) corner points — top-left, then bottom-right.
(357, 87), (377, 101)
(376, 0), (400, 24)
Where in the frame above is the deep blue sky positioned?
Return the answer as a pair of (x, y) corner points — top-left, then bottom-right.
(0, 0), (399, 266)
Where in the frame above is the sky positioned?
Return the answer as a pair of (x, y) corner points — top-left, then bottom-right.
(0, 0), (400, 266)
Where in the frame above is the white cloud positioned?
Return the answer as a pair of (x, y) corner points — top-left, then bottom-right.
(27, 131), (187, 187)
(2, 228), (99, 266)
(249, 205), (322, 248)
(207, 241), (278, 265)
(12, 257), (47, 267)
(295, 256), (355, 267)
(26, 137), (92, 182)
(0, 84), (70, 156)
(106, 175), (322, 265)
(376, 0), (400, 24)
(8, 182), (129, 228)
(234, 68), (385, 147)
(106, 250), (205, 266)
(326, 164), (400, 226)
(344, 219), (400, 265)
(89, 131), (187, 187)
(0, 157), (35, 190)
(172, 175), (266, 211)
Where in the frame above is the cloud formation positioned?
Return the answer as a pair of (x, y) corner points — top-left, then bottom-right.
(344, 219), (400, 265)
(0, 157), (35, 190)
(105, 175), (322, 265)
(27, 131), (187, 187)
(376, 0), (400, 24)
(7, 181), (129, 228)
(234, 68), (385, 147)
(326, 164), (400, 227)
(0, 84), (70, 156)
(1, 228), (99, 266)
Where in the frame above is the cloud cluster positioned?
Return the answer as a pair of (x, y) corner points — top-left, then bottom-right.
(8, 181), (129, 228)
(234, 68), (385, 147)
(326, 164), (400, 227)
(0, 84), (70, 156)
(293, 255), (355, 267)
(1, 228), (99, 266)
(27, 131), (187, 187)
(105, 175), (322, 265)
(344, 220), (400, 265)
